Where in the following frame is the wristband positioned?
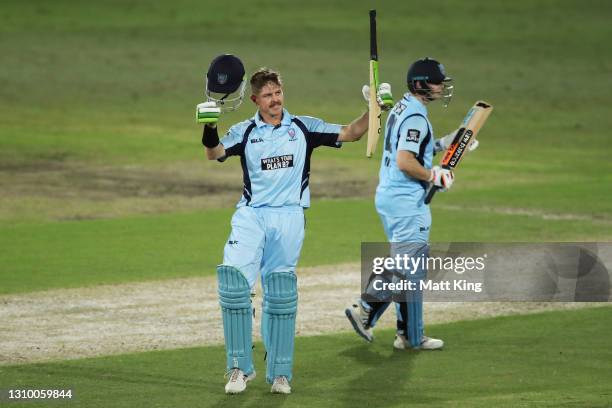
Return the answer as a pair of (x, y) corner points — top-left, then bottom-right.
(202, 125), (220, 148)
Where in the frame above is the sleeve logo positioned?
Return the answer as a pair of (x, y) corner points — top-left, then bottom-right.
(261, 154), (294, 170)
(406, 129), (420, 143)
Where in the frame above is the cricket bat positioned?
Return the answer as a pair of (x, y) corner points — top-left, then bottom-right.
(366, 9), (381, 158)
(424, 101), (493, 204)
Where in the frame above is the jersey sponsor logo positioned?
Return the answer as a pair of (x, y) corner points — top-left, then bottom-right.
(261, 154), (294, 170)
(250, 137), (263, 144)
(419, 226), (430, 232)
(406, 129), (420, 143)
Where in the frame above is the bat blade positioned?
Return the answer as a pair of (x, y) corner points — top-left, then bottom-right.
(366, 9), (381, 158)
(367, 61), (381, 157)
(424, 101), (493, 204)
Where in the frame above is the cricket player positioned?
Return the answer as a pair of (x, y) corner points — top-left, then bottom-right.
(197, 56), (392, 394)
(345, 57), (479, 350)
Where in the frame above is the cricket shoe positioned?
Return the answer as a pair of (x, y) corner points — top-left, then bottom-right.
(224, 369), (256, 394)
(393, 334), (444, 350)
(345, 301), (373, 342)
(271, 376), (291, 394)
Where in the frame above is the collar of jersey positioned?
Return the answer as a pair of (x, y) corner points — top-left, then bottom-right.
(253, 109), (292, 128)
(402, 93), (428, 116)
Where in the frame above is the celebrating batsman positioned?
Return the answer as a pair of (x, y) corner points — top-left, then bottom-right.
(197, 55), (390, 394)
(345, 57), (479, 350)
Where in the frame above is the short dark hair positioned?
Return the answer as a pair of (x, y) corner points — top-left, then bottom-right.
(250, 68), (283, 95)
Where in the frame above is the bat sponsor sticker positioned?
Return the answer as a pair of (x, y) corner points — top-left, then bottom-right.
(445, 129), (473, 168)
(406, 129), (420, 143)
(261, 154), (294, 170)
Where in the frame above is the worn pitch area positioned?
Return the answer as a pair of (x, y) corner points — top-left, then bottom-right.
(0, 263), (602, 366)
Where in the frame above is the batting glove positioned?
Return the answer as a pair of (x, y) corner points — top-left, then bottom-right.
(429, 165), (455, 191)
(435, 129), (480, 153)
(362, 83), (394, 111)
(196, 101), (221, 125)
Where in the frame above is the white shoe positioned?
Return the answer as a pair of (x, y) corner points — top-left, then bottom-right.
(419, 336), (444, 350)
(224, 368), (256, 394)
(271, 376), (291, 394)
(345, 301), (373, 342)
(393, 334), (409, 350)
(393, 334), (444, 350)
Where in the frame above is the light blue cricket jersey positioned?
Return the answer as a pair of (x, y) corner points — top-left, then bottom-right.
(220, 109), (342, 208)
(376, 93), (437, 217)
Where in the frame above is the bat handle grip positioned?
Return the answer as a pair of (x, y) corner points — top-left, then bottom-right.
(424, 184), (439, 205)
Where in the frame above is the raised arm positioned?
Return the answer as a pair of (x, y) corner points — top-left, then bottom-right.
(197, 101), (227, 160)
(202, 124), (226, 160)
(338, 111), (369, 142)
(338, 82), (394, 143)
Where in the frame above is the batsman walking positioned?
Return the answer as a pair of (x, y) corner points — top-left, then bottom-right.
(197, 55), (390, 394)
(345, 57), (479, 350)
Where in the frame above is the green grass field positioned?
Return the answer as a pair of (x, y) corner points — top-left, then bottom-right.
(1, 201), (609, 294)
(1, 0), (611, 406)
(1, 307), (611, 407)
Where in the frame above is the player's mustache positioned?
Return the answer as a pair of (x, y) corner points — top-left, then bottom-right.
(270, 102), (282, 108)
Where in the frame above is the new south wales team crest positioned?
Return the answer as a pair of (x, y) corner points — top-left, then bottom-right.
(288, 128), (297, 141)
(217, 73), (228, 85)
